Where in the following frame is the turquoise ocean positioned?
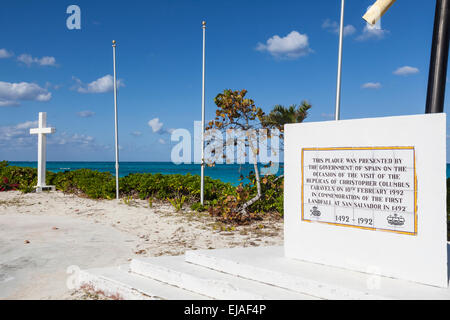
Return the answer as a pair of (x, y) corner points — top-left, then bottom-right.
(8, 162), (284, 185)
(7, 162), (450, 184)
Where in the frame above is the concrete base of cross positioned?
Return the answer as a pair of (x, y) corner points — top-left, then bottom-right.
(35, 185), (56, 193)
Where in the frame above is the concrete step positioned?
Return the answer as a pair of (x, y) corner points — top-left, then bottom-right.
(185, 246), (450, 300)
(130, 255), (318, 300)
(77, 265), (211, 300)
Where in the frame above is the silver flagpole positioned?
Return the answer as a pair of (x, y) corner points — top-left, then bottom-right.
(335, 0), (345, 121)
(112, 40), (120, 200)
(201, 21), (206, 205)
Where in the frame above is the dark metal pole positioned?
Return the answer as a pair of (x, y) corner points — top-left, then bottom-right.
(426, 0), (450, 113)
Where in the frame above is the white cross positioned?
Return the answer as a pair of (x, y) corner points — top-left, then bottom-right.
(30, 112), (55, 191)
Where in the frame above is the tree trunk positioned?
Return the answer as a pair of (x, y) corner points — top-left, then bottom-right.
(239, 155), (262, 216)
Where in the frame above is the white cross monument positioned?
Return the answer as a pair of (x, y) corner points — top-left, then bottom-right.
(30, 112), (56, 192)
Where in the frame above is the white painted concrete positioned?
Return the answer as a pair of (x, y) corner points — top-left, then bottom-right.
(130, 255), (318, 300)
(185, 247), (383, 300)
(186, 246), (450, 300)
(284, 114), (447, 287)
(30, 112), (55, 192)
(77, 246), (450, 300)
(77, 265), (210, 300)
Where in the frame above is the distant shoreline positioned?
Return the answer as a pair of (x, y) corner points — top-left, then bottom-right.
(6, 161), (285, 185)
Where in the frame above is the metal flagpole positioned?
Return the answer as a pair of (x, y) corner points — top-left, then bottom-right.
(335, 0), (345, 121)
(112, 40), (120, 200)
(201, 21), (206, 205)
(426, 0), (450, 114)
(362, 0), (449, 114)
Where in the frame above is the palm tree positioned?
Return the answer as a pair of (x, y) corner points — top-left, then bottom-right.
(262, 101), (311, 137)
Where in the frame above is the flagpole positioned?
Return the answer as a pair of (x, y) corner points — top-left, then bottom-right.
(426, 0), (450, 113)
(112, 40), (120, 200)
(335, 0), (345, 121)
(201, 21), (206, 205)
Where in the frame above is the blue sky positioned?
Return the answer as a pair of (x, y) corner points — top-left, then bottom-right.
(0, 0), (446, 161)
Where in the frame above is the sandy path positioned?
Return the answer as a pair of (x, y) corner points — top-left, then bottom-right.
(0, 191), (283, 299)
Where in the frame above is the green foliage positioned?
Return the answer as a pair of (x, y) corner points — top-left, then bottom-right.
(50, 169), (116, 199)
(123, 195), (132, 205)
(0, 162), (285, 223)
(0, 165), (38, 193)
(250, 174), (284, 215)
(208, 173), (284, 223)
(208, 89), (266, 132)
(148, 197), (153, 208)
(0, 177), (19, 192)
(0, 162), (236, 202)
(119, 173), (233, 203)
(0, 161), (9, 171)
(190, 202), (207, 212)
(168, 195), (186, 212)
(262, 101), (311, 131)
(262, 101), (312, 142)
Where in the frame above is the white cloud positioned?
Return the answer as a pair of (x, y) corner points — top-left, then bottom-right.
(17, 54), (57, 67)
(0, 49), (13, 59)
(73, 75), (124, 94)
(38, 56), (57, 66)
(0, 120), (38, 148)
(320, 113), (335, 119)
(131, 131), (143, 137)
(256, 31), (312, 59)
(0, 120), (106, 152)
(158, 138), (166, 144)
(356, 25), (388, 41)
(361, 82), (382, 89)
(49, 132), (95, 146)
(77, 110), (95, 118)
(0, 100), (19, 107)
(148, 118), (164, 133)
(393, 66), (419, 76)
(322, 20), (356, 37)
(343, 25), (357, 37)
(16, 121), (38, 129)
(45, 82), (62, 90)
(0, 81), (52, 106)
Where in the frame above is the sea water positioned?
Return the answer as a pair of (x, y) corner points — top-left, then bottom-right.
(8, 162), (284, 185)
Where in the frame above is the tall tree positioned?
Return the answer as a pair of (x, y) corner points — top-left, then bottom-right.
(206, 89), (265, 214)
(206, 89), (311, 216)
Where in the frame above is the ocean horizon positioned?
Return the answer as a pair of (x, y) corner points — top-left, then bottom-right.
(6, 162), (450, 184)
(7, 161), (285, 185)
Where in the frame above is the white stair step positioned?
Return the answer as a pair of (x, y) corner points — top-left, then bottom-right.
(185, 246), (450, 300)
(130, 256), (318, 300)
(77, 265), (211, 300)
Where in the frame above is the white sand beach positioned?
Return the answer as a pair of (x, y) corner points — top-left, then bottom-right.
(0, 191), (283, 299)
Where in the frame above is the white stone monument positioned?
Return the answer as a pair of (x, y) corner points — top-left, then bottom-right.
(30, 112), (56, 192)
(284, 113), (447, 287)
(74, 113), (450, 299)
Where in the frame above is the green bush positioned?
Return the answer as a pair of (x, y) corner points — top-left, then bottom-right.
(190, 202), (207, 212)
(0, 164), (38, 193)
(50, 169), (116, 199)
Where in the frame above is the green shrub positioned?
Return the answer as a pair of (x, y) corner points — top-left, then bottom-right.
(0, 164), (38, 193)
(50, 169), (115, 199)
(0, 162), (284, 222)
(190, 202), (207, 212)
(168, 195), (186, 212)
